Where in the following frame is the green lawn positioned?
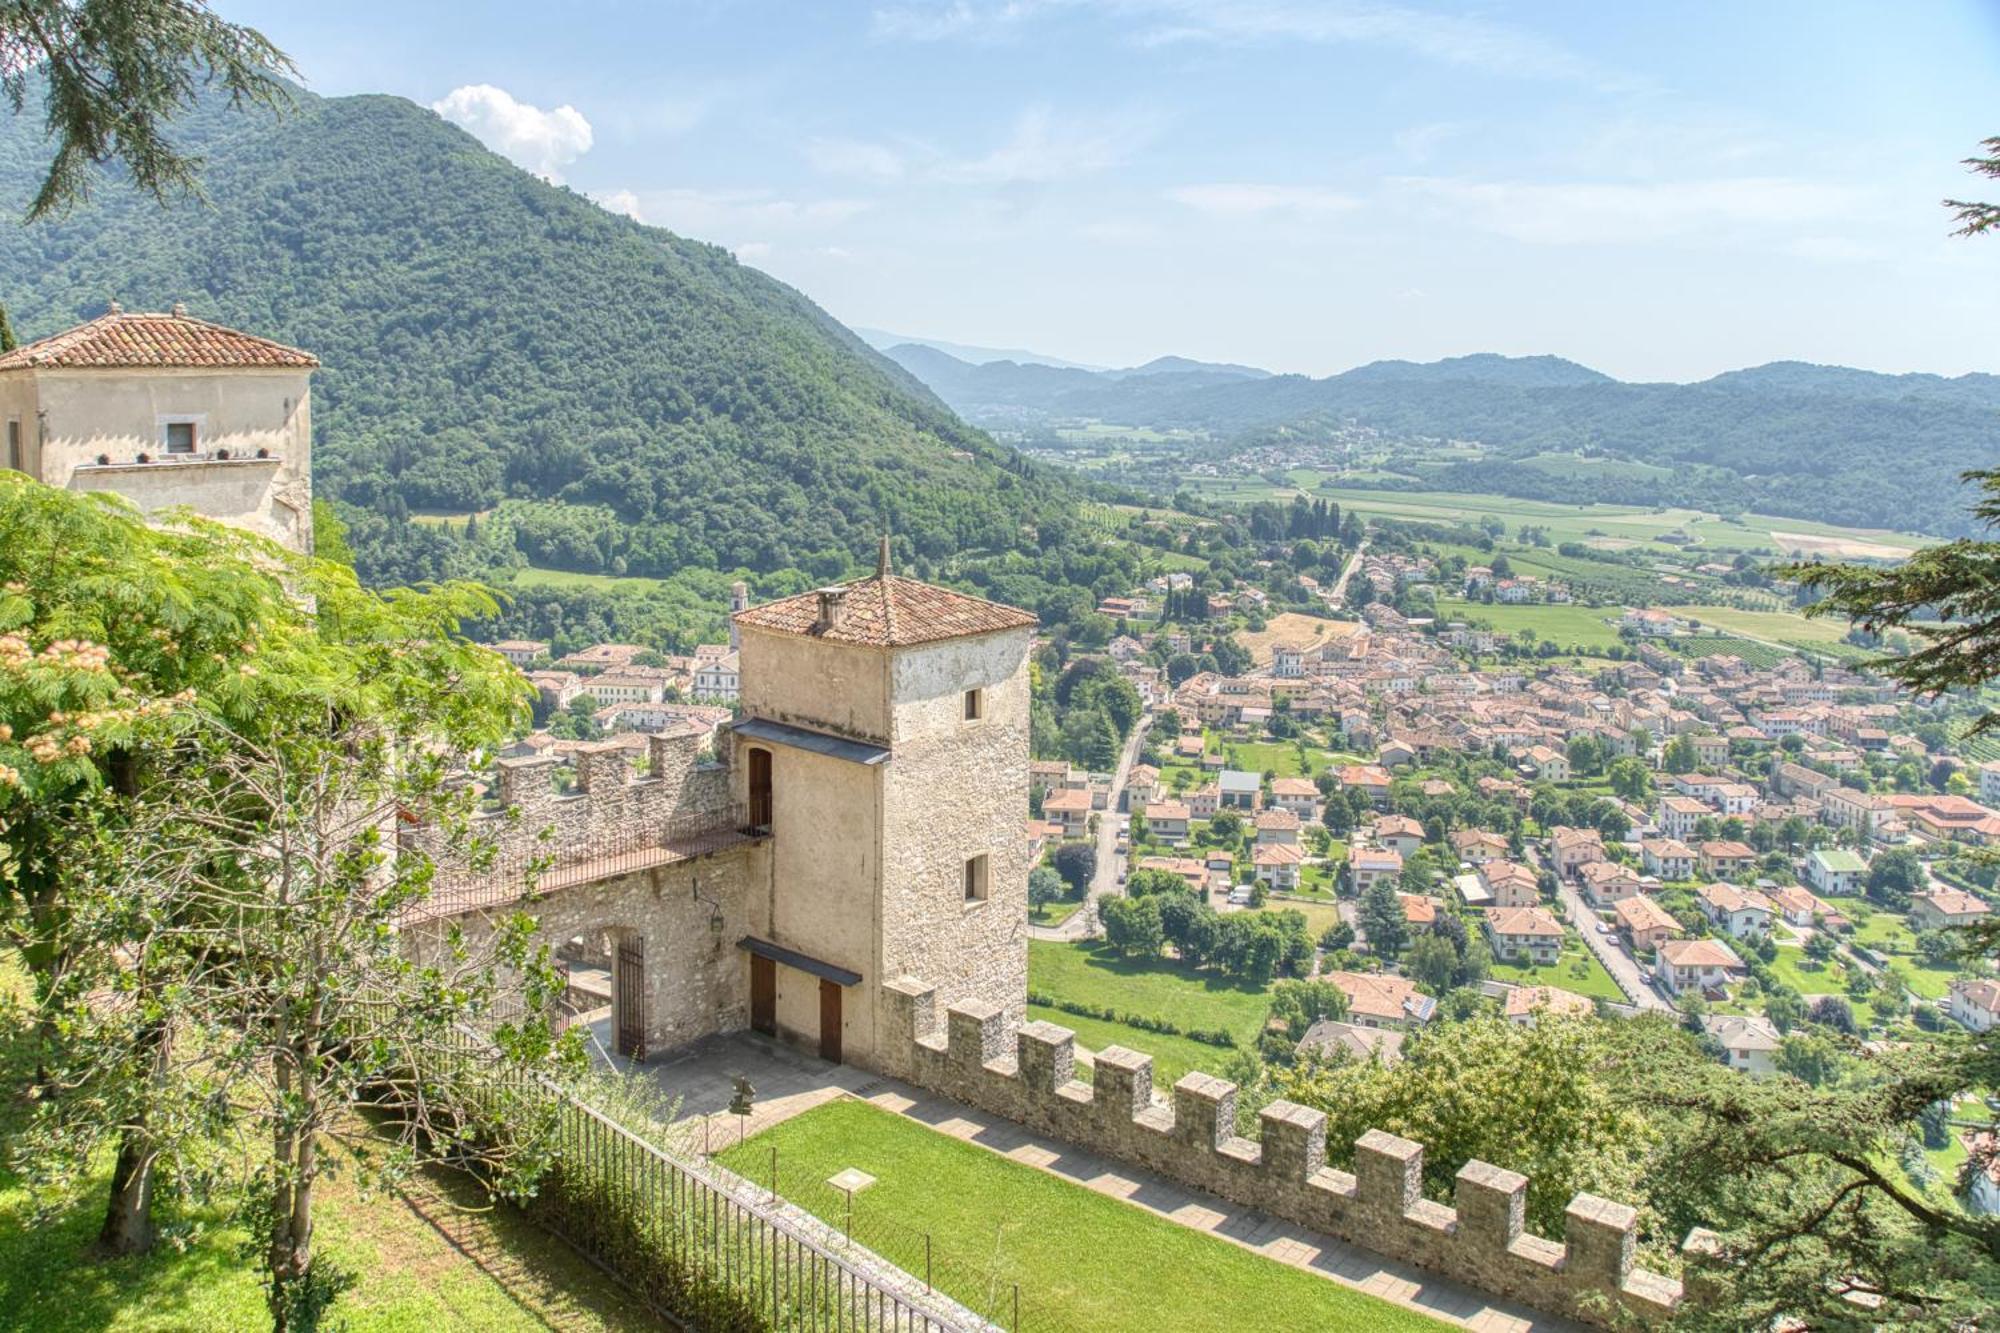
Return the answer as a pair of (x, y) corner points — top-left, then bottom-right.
(508, 565), (673, 595)
(1768, 945), (1849, 996)
(1432, 598), (1625, 651)
(1222, 740), (1324, 778)
(1025, 1004), (1239, 1088)
(1486, 935), (1627, 1002)
(1679, 605), (1854, 646)
(1028, 941), (1273, 1041)
(717, 1100), (1446, 1333)
(1031, 898), (1086, 928)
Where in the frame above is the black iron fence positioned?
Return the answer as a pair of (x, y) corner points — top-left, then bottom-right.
(428, 1030), (995, 1332)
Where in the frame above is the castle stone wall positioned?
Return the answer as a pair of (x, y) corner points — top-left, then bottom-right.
(877, 979), (1681, 1330)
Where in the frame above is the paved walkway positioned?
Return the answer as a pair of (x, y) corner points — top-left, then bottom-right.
(638, 1031), (1584, 1333)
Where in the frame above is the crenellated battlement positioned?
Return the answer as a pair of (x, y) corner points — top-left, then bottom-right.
(880, 977), (1682, 1329)
(467, 726), (737, 864)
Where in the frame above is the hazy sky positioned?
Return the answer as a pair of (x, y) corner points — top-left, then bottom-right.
(228, 1), (2000, 381)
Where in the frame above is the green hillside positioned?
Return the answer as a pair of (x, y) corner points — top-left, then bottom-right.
(0, 85), (1075, 588)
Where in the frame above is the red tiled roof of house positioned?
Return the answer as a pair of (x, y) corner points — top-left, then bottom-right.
(734, 573), (1037, 649)
(0, 308), (317, 370)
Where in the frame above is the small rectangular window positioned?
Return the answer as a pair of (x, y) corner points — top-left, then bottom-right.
(963, 688), (984, 722)
(963, 853), (989, 902)
(164, 421), (197, 454)
(4, 420), (18, 472)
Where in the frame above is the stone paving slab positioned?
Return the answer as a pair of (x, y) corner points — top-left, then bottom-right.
(644, 1031), (1588, 1333)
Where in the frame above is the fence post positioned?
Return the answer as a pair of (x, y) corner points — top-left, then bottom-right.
(925, 1233), (932, 1292)
(770, 1144), (779, 1204)
(1013, 1282), (1020, 1332)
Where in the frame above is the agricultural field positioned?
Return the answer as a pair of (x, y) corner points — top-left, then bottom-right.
(1191, 481), (1932, 559)
(1679, 605), (1856, 647)
(1431, 598), (1626, 650)
(1672, 635), (1792, 668)
(507, 565), (674, 595)
(1238, 611), (1359, 666)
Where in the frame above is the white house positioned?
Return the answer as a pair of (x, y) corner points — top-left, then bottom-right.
(1656, 937), (1744, 996)
(1804, 848), (1867, 896)
(1702, 1013), (1781, 1075)
(1948, 977), (2000, 1033)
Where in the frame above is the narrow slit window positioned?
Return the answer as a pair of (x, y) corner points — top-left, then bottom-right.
(164, 421), (197, 454)
(963, 853), (989, 902)
(963, 688), (983, 721)
(4, 420), (18, 472)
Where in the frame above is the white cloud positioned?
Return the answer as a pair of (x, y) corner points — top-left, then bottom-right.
(735, 242), (773, 261)
(1167, 183), (1360, 219)
(1395, 176), (1864, 245)
(596, 189), (645, 221)
(871, 1), (1051, 41)
(432, 84), (594, 182)
(805, 137), (908, 181)
(939, 105), (1154, 184)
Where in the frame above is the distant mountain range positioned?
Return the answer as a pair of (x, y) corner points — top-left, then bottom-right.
(881, 342), (2000, 537)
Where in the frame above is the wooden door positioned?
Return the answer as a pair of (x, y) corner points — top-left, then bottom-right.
(750, 954), (776, 1036)
(748, 747), (772, 832)
(818, 979), (842, 1064)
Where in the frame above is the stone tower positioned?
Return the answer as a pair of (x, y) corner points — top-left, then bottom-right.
(727, 580), (749, 650)
(729, 544), (1036, 1070)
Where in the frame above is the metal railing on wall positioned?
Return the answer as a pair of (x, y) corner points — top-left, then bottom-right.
(424, 1028), (995, 1332)
(408, 803), (764, 922)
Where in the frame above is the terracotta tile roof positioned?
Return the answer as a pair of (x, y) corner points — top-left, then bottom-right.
(0, 307), (317, 370)
(734, 574), (1036, 649)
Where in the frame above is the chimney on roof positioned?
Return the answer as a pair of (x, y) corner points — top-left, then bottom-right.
(106, 299), (121, 314)
(171, 301), (186, 317)
(877, 534), (891, 578)
(814, 586), (849, 633)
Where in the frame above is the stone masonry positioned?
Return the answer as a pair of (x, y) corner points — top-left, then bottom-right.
(877, 979), (1682, 1330)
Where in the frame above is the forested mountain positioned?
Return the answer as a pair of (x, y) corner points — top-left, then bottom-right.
(0, 83), (1078, 586)
(890, 343), (2000, 536)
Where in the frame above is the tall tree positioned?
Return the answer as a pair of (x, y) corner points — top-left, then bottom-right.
(1, 0), (293, 219)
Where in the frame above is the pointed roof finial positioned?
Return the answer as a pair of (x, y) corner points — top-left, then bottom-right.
(171, 301), (187, 317)
(878, 533), (892, 579)
(106, 298), (121, 315)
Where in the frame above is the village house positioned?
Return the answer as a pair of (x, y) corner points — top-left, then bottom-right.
(1295, 1019), (1404, 1066)
(1702, 1013), (1781, 1075)
(1334, 763), (1394, 809)
(1656, 937), (1745, 997)
(1349, 845), (1403, 894)
(1186, 783), (1221, 819)
(0, 305), (319, 552)
(1615, 894), (1681, 953)
(1766, 883), (1822, 929)
(1268, 775), (1320, 820)
(1399, 893), (1440, 928)
(1948, 977), (2000, 1033)
(489, 638), (551, 667)
(1143, 800), (1191, 846)
(1657, 795), (1709, 840)
(1371, 813), (1424, 856)
(1043, 787), (1094, 840)
(1253, 841), (1304, 891)
(1520, 744), (1569, 782)
(1695, 882), (1775, 939)
(1640, 837), (1696, 881)
(1255, 807), (1302, 845)
(1910, 886), (1994, 931)
(555, 642), (651, 673)
(1547, 826), (1605, 880)
(1478, 859), (1541, 909)
(691, 650), (741, 703)
(1324, 970), (1437, 1030)
(1697, 839), (1756, 879)
(1504, 986), (1594, 1027)
(1483, 905), (1565, 966)
(1449, 828), (1508, 866)
(1803, 847), (1868, 896)
(1577, 859), (1644, 909)
(1821, 786), (1886, 842)
(1137, 856), (1207, 893)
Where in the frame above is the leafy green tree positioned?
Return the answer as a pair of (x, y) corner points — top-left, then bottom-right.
(1607, 757), (1653, 803)
(1052, 841), (1097, 895)
(1027, 865), (1065, 908)
(1865, 847), (1925, 911)
(1663, 734), (1700, 774)
(1359, 877), (1409, 960)
(1100, 894), (1164, 959)
(1268, 979), (1349, 1044)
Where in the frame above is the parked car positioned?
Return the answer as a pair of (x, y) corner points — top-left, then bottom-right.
(1227, 885), (1254, 906)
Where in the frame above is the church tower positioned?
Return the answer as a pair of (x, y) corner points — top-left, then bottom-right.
(729, 542), (1036, 1069)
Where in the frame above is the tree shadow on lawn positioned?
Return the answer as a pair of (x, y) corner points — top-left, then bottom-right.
(1073, 941), (1271, 999)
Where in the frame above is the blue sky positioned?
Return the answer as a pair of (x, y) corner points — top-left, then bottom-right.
(229, 1), (2000, 380)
